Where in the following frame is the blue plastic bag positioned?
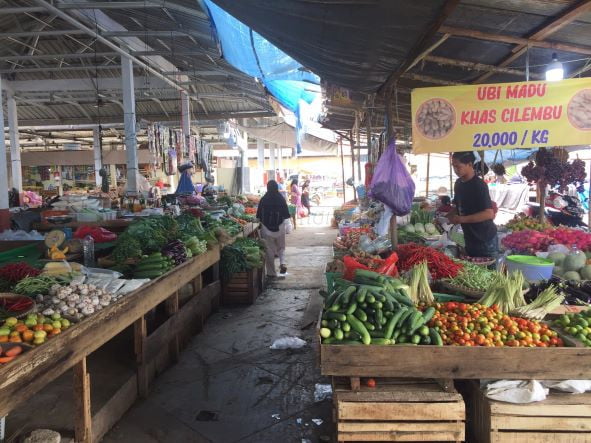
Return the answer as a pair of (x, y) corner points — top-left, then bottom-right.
(369, 139), (415, 216)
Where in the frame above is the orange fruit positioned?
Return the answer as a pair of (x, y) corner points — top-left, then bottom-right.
(42, 324), (53, 332)
(14, 324), (28, 333)
(49, 328), (61, 336)
(9, 336), (22, 343)
(33, 324), (44, 331)
(22, 331), (34, 342)
(0, 336), (8, 343)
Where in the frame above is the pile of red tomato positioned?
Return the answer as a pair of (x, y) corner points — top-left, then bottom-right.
(427, 302), (563, 347)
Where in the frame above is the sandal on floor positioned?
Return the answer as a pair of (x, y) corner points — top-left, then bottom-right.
(279, 265), (287, 275)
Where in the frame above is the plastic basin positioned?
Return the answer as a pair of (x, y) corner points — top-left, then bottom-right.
(506, 255), (554, 282)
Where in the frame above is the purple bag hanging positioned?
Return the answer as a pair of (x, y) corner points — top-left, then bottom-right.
(369, 139), (415, 216)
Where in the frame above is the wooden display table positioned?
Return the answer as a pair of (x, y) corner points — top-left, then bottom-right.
(319, 343), (591, 390)
(0, 248), (221, 442)
(32, 219), (132, 233)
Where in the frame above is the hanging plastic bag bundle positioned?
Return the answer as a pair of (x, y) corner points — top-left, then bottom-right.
(369, 139), (415, 216)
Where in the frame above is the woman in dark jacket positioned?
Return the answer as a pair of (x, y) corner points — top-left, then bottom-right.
(256, 180), (291, 276)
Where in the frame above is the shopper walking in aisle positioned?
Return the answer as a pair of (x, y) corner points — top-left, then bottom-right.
(257, 180), (290, 277)
(447, 151), (498, 258)
(290, 178), (306, 218)
(301, 179), (311, 216)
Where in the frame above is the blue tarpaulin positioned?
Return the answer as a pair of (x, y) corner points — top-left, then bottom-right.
(202, 0), (319, 113)
(481, 149), (537, 165)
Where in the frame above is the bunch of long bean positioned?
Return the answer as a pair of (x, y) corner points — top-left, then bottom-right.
(446, 261), (497, 291)
(478, 271), (526, 313)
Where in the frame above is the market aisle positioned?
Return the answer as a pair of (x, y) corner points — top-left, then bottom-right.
(104, 209), (336, 443)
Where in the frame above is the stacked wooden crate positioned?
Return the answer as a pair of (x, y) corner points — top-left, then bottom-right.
(333, 377), (466, 442)
(466, 382), (591, 443)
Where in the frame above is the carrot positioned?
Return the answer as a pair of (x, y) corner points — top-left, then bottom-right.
(0, 356), (15, 363)
(5, 345), (22, 357)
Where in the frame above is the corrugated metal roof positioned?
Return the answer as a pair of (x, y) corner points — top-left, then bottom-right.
(0, 0), (273, 125)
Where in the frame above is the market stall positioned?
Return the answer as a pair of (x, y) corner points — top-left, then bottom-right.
(0, 194), (263, 442)
(320, 74), (591, 442)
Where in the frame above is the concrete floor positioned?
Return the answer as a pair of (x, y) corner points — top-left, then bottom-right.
(104, 210), (337, 443)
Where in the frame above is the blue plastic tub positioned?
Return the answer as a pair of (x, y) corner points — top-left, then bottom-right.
(506, 255), (554, 282)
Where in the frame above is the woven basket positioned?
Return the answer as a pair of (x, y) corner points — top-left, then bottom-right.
(0, 293), (37, 319)
(439, 280), (485, 300)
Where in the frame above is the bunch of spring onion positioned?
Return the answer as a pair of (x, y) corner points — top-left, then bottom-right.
(478, 271), (526, 313)
(511, 285), (564, 320)
(407, 261), (434, 305)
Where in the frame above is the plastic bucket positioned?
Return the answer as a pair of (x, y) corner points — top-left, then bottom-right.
(506, 255), (554, 282)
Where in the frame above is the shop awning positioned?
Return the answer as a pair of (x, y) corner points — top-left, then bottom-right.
(238, 121), (337, 154)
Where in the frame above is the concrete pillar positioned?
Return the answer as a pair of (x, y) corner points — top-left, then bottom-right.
(121, 56), (138, 194)
(181, 92), (190, 161)
(277, 145), (283, 172)
(256, 138), (265, 170)
(270, 143), (276, 171)
(93, 126), (102, 187)
(239, 130), (249, 193)
(0, 78), (10, 229)
(6, 92), (22, 195)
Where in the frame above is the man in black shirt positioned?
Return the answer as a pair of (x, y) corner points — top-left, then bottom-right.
(447, 151), (498, 257)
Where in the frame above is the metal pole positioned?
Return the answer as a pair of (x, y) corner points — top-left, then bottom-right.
(121, 56), (138, 194)
(92, 126), (102, 187)
(385, 88), (397, 249)
(356, 115), (362, 182)
(449, 153), (453, 198)
(180, 92), (190, 163)
(0, 78), (11, 229)
(350, 130), (357, 201)
(339, 137), (346, 205)
(425, 153), (431, 198)
(6, 92), (22, 197)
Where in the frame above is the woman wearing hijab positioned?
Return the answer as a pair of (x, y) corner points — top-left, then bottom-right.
(257, 180), (291, 277)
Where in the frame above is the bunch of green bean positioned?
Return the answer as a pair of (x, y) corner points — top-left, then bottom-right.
(447, 261), (498, 291)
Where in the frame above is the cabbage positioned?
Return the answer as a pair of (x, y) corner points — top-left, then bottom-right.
(424, 223), (437, 235)
(404, 224), (415, 233)
(414, 223), (425, 233)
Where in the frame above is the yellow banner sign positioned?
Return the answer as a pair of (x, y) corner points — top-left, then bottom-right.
(411, 77), (591, 154)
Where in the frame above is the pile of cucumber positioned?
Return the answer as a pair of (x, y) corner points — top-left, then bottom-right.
(319, 269), (442, 346)
(133, 253), (174, 279)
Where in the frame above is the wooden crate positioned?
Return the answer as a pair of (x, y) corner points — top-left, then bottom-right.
(466, 382), (591, 443)
(221, 268), (261, 305)
(334, 378), (465, 442)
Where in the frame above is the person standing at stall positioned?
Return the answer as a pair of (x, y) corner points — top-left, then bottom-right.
(290, 178), (305, 218)
(257, 180), (290, 277)
(447, 151), (498, 258)
(301, 179), (311, 216)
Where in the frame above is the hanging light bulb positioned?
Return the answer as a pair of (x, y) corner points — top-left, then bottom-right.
(545, 53), (564, 81)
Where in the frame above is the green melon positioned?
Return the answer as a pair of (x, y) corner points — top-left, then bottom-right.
(564, 251), (587, 272)
(548, 252), (566, 266)
(580, 265), (591, 280)
(564, 271), (582, 281)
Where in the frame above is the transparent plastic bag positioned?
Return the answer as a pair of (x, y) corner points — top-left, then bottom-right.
(370, 139), (415, 215)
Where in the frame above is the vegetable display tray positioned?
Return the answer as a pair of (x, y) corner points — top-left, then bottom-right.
(439, 280), (485, 300)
